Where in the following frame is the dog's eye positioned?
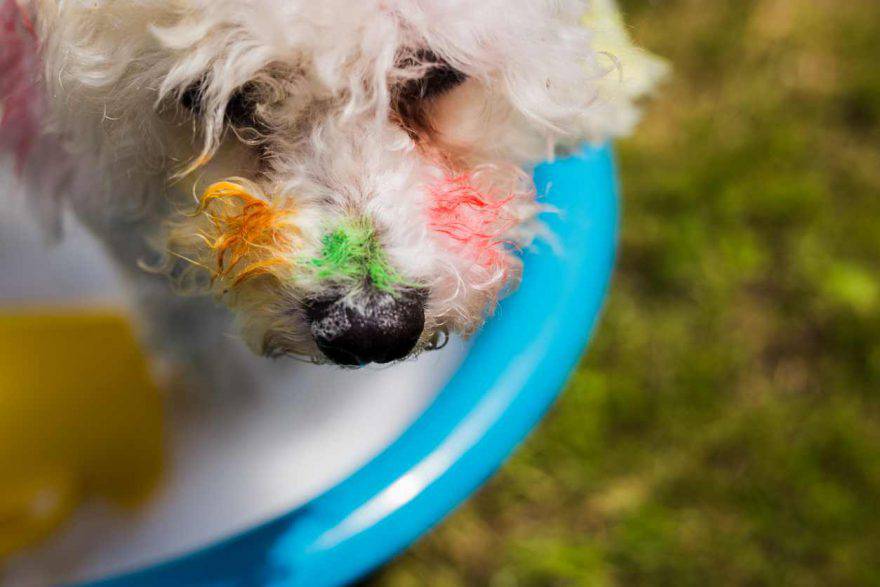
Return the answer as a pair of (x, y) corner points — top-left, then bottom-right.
(392, 50), (466, 136)
(225, 83), (261, 128)
(397, 50), (467, 102)
(180, 81), (204, 115)
(179, 80), (261, 129)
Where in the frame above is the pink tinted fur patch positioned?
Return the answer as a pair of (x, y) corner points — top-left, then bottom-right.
(0, 0), (42, 172)
(428, 172), (518, 279)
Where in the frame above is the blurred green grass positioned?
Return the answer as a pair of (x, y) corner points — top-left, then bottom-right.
(374, 0), (880, 584)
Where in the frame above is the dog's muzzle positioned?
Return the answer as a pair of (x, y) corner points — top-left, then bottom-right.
(305, 286), (428, 366)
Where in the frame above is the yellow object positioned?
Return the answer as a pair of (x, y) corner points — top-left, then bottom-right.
(0, 311), (165, 559)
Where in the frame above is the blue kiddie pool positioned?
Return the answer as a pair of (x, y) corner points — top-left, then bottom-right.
(0, 144), (617, 586)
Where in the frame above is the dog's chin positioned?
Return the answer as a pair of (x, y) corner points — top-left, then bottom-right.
(259, 337), (415, 366)
(259, 329), (318, 362)
(258, 320), (453, 366)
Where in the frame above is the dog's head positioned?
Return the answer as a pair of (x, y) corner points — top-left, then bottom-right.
(6, 0), (663, 366)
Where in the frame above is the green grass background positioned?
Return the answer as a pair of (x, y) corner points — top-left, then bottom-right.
(373, 0), (880, 584)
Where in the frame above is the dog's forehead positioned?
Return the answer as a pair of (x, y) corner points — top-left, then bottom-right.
(144, 0), (565, 59)
(55, 0), (584, 109)
(173, 0), (546, 30)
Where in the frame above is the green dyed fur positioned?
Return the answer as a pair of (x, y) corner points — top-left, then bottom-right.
(310, 219), (403, 291)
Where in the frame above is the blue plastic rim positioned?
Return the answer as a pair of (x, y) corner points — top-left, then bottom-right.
(88, 144), (619, 587)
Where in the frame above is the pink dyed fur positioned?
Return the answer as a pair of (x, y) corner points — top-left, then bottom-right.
(1, 0), (76, 235)
(0, 0), (43, 172)
(429, 173), (519, 283)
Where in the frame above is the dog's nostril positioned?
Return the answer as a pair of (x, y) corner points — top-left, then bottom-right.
(305, 287), (428, 366)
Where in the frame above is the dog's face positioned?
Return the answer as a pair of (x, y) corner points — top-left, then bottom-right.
(23, 0), (658, 365)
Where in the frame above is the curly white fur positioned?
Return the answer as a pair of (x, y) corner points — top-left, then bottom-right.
(2, 0), (664, 368)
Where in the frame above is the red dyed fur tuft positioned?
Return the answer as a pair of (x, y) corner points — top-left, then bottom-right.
(428, 173), (519, 279)
(0, 0), (43, 172)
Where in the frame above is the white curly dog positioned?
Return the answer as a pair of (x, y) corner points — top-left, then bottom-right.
(2, 0), (663, 379)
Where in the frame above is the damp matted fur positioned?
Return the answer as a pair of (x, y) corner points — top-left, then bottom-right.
(1, 0), (665, 365)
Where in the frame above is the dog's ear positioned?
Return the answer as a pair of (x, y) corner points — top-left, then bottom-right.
(0, 0), (45, 172)
(570, 0), (666, 143)
(1, 0), (74, 236)
(579, 0), (667, 136)
(495, 0), (665, 153)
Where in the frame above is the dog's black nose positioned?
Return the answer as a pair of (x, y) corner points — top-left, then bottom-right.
(305, 288), (428, 366)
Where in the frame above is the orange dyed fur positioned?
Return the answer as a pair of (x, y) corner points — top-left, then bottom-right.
(194, 181), (299, 289)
